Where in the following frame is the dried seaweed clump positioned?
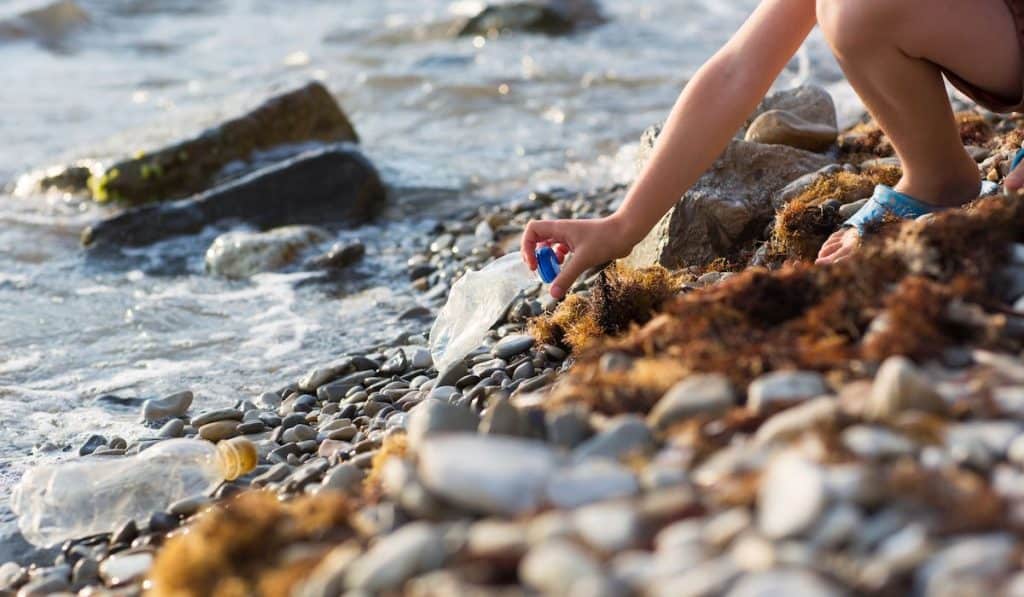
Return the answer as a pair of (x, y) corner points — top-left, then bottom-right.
(362, 432), (408, 500)
(550, 196), (1024, 414)
(770, 167), (902, 260)
(839, 111), (992, 162)
(955, 111), (995, 147)
(529, 263), (686, 353)
(148, 491), (354, 597)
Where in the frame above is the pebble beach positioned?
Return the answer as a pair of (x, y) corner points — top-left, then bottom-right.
(6, 1), (1024, 597)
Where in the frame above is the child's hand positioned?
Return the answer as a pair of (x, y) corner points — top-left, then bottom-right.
(521, 216), (636, 299)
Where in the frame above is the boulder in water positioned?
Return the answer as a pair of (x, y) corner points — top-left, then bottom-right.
(458, 0), (604, 36)
(0, 1), (90, 47)
(87, 82), (359, 205)
(625, 132), (833, 269)
(205, 226), (332, 279)
(81, 147), (385, 249)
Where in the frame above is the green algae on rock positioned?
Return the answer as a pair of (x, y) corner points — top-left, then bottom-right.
(87, 81), (359, 205)
(82, 147), (385, 249)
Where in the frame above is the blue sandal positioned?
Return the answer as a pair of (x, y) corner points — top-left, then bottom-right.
(842, 184), (943, 235)
(844, 156), (1019, 234)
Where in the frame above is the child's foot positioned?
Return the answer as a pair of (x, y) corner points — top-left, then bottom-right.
(1005, 148), (1024, 195)
(815, 170), (982, 265)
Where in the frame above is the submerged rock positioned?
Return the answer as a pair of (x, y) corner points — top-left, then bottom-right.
(81, 147), (385, 249)
(625, 136), (832, 269)
(303, 241), (366, 271)
(204, 226), (331, 279)
(87, 82), (358, 204)
(0, 1), (89, 47)
(458, 0), (604, 36)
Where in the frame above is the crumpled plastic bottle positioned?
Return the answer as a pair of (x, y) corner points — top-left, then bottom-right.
(10, 436), (257, 547)
(429, 248), (560, 371)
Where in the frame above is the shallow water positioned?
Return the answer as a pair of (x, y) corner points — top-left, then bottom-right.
(0, 0), (858, 554)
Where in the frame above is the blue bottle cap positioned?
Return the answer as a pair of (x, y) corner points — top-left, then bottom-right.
(535, 246), (560, 284)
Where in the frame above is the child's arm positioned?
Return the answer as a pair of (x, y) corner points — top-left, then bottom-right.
(522, 0), (818, 298)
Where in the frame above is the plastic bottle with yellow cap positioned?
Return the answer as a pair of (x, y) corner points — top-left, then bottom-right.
(10, 436), (257, 547)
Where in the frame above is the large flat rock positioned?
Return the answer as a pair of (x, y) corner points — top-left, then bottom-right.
(81, 147), (385, 249)
(624, 135), (832, 270)
(88, 81), (358, 204)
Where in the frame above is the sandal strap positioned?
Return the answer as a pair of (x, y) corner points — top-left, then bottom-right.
(842, 185), (938, 235)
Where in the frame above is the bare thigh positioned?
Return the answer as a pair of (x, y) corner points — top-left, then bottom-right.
(899, 0), (1022, 100)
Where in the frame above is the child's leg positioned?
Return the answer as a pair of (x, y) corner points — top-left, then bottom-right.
(814, 0), (1022, 263)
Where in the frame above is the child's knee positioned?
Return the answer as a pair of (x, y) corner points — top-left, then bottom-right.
(816, 0), (893, 55)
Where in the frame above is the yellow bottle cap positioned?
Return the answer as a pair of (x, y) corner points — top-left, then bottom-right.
(216, 437), (258, 480)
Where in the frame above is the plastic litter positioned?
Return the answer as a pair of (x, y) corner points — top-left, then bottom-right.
(10, 436), (257, 547)
(430, 250), (556, 371)
(536, 246), (561, 284)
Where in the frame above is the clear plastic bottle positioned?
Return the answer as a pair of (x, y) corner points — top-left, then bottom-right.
(430, 251), (557, 371)
(10, 436), (257, 547)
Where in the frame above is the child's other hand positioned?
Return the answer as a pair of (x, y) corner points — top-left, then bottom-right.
(521, 216), (635, 299)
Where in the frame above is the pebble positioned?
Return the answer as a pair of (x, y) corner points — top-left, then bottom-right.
(15, 576), (69, 597)
(409, 348), (433, 370)
(141, 390), (193, 421)
(466, 519), (529, 559)
(865, 356), (948, 421)
(753, 397), (838, 446)
(519, 539), (602, 595)
(406, 399), (478, 448)
(0, 563), (26, 592)
(71, 557), (99, 590)
(191, 408), (243, 427)
(282, 424), (317, 443)
(545, 407), (592, 449)
(947, 421), (1023, 460)
(652, 557), (741, 597)
(916, 533), (1015, 596)
(257, 391), (282, 410)
(236, 420), (266, 435)
(435, 360), (469, 388)
(572, 415), (654, 463)
(168, 495), (210, 517)
(298, 359), (353, 392)
(599, 351), (634, 373)
(758, 452), (826, 539)
(253, 462), (292, 486)
(157, 418), (185, 438)
(745, 108), (838, 152)
(98, 551), (153, 586)
(573, 501), (641, 552)
(747, 371), (827, 414)
(111, 519), (139, 545)
(198, 420), (240, 442)
(546, 460), (639, 508)
(492, 334), (535, 359)
(842, 425), (916, 459)
(809, 503), (862, 550)
(417, 434), (558, 515)
(344, 522), (446, 592)
(647, 374), (736, 431)
(78, 434), (106, 456)
(726, 569), (841, 597)
(320, 463), (365, 493)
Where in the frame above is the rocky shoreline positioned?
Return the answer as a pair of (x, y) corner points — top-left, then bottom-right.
(7, 82), (1024, 597)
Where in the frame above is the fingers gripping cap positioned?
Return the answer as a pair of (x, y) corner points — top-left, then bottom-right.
(535, 246), (560, 284)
